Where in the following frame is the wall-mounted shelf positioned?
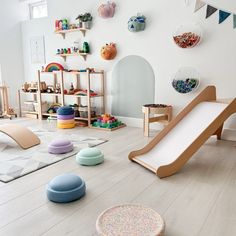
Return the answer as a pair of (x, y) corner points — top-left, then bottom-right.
(54, 28), (87, 39)
(56, 53), (88, 61)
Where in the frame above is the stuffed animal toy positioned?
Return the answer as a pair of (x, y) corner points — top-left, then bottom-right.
(100, 43), (117, 60)
(98, 1), (116, 19)
(128, 14), (146, 32)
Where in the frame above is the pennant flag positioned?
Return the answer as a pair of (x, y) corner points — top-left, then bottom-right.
(234, 15), (236, 29)
(194, 0), (206, 13)
(206, 5), (218, 19)
(219, 10), (231, 24)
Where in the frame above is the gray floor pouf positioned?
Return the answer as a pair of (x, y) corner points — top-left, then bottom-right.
(46, 173), (86, 203)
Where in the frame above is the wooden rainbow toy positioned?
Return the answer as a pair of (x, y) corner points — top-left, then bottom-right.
(45, 62), (64, 72)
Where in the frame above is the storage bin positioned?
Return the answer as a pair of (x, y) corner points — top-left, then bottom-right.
(24, 101), (35, 112)
(34, 102), (49, 113)
(79, 106), (96, 118)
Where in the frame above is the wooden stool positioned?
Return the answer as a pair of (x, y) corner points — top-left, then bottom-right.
(142, 104), (172, 137)
(96, 204), (165, 236)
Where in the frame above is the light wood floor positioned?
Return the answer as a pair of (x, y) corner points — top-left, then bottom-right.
(0, 118), (236, 236)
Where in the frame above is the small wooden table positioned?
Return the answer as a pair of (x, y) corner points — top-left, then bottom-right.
(142, 104), (172, 137)
(96, 204), (165, 236)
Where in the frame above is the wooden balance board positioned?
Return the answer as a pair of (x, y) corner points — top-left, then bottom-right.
(129, 86), (236, 178)
(0, 124), (40, 149)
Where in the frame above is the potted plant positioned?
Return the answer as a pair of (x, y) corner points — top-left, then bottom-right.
(82, 13), (93, 29)
(75, 14), (84, 28)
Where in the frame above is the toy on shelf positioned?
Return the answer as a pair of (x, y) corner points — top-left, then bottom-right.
(83, 42), (90, 53)
(74, 89), (98, 97)
(0, 86), (17, 119)
(92, 114), (125, 131)
(55, 83), (61, 94)
(44, 62), (64, 72)
(98, 1), (116, 19)
(55, 19), (69, 31)
(69, 83), (75, 94)
(21, 82), (47, 93)
(101, 43), (117, 60)
(128, 14), (146, 32)
(47, 103), (61, 114)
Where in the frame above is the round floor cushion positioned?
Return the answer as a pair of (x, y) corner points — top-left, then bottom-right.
(57, 106), (74, 116)
(96, 204), (165, 236)
(46, 174), (86, 203)
(57, 114), (75, 120)
(76, 147), (104, 166)
(57, 123), (75, 129)
(48, 139), (74, 154)
(57, 119), (75, 125)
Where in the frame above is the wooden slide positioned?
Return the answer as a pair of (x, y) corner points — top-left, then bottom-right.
(0, 124), (40, 149)
(129, 86), (236, 178)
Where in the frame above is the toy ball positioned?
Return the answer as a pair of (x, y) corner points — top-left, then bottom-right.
(98, 1), (116, 19)
(128, 14), (146, 32)
(100, 43), (117, 60)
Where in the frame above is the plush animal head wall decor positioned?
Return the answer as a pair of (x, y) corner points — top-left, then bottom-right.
(100, 43), (117, 60)
(98, 1), (116, 19)
(128, 14), (146, 32)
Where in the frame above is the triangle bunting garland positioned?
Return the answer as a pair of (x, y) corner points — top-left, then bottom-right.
(194, 0), (206, 13)
(219, 10), (231, 24)
(234, 15), (236, 29)
(194, 0), (236, 29)
(206, 5), (218, 19)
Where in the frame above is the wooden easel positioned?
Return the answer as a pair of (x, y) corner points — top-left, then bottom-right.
(0, 86), (17, 119)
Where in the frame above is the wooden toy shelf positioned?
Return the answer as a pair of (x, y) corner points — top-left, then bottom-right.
(56, 53), (88, 62)
(18, 69), (105, 127)
(55, 28), (87, 39)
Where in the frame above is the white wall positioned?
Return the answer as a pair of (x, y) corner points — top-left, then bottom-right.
(0, 0), (27, 107)
(21, 0), (236, 129)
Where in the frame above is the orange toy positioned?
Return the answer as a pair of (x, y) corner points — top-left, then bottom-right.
(100, 43), (117, 60)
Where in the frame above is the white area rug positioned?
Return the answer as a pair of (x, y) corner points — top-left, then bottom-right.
(0, 129), (107, 183)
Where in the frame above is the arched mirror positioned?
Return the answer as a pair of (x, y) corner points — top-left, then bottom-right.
(112, 55), (155, 118)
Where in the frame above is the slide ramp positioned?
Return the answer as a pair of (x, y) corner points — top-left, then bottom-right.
(129, 86), (236, 178)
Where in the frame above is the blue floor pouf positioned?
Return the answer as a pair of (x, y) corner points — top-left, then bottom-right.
(76, 147), (104, 166)
(46, 174), (86, 203)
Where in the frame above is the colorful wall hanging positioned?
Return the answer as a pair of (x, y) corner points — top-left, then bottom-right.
(172, 67), (200, 94)
(173, 23), (202, 48)
(128, 14), (146, 32)
(194, 0), (236, 28)
(98, 1), (116, 19)
(44, 63), (64, 72)
(100, 43), (117, 60)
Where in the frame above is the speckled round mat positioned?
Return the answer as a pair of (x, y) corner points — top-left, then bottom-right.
(96, 204), (165, 236)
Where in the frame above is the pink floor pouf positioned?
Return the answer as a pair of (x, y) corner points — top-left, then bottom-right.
(96, 204), (165, 236)
(48, 139), (74, 154)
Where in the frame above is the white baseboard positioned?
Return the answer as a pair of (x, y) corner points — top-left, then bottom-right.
(222, 129), (236, 141)
(116, 116), (166, 131)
